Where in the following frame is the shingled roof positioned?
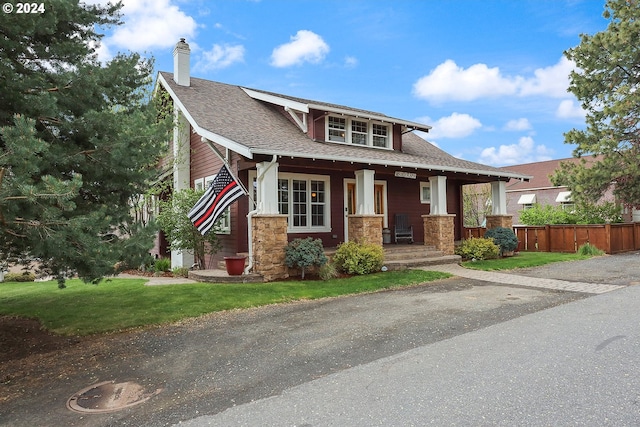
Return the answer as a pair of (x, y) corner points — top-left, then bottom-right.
(158, 72), (530, 181)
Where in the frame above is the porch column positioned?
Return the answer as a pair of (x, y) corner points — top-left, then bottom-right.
(252, 160), (288, 280)
(350, 169), (382, 245)
(355, 169), (375, 214)
(423, 176), (454, 254)
(256, 161), (279, 214)
(486, 180), (513, 229)
(171, 110), (194, 269)
(429, 176), (448, 215)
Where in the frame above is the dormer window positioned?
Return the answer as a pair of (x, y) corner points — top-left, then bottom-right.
(326, 115), (391, 149)
(328, 116), (346, 142)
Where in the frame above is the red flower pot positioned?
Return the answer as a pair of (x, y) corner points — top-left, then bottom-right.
(224, 256), (246, 276)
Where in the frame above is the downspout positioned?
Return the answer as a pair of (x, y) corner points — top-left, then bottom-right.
(245, 155), (278, 274)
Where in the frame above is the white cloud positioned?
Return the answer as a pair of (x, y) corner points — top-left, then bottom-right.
(195, 44), (245, 71)
(413, 57), (577, 102)
(478, 136), (553, 166)
(556, 99), (586, 119)
(504, 118), (532, 131)
(270, 30), (330, 67)
(344, 56), (358, 68)
(413, 60), (520, 102)
(519, 57), (574, 98)
(94, 0), (197, 61)
(420, 113), (482, 139)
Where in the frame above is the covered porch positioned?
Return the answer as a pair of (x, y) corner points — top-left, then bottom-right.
(243, 157), (513, 281)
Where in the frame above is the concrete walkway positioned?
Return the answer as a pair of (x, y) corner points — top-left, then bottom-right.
(425, 263), (625, 294)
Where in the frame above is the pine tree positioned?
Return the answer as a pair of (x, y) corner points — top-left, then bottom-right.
(0, 1), (169, 286)
(553, 0), (640, 209)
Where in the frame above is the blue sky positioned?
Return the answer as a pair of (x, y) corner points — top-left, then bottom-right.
(92, 0), (608, 167)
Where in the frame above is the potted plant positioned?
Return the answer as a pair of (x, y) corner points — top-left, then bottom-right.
(224, 256), (247, 276)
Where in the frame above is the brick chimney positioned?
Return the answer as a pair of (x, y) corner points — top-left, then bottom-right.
(173, 38), (190, 86)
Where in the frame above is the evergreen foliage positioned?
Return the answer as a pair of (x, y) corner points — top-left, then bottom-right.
(0, 1), (170, 287)
(284, 237), (328, 279)
(553, 0), (640, 210)
(484, 227), (518, 256)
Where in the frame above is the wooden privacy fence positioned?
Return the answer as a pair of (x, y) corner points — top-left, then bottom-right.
(462, 223), (640, 254)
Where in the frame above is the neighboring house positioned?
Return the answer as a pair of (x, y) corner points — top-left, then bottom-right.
(501, 156), (637, 224)
(155, 39), (529, 280)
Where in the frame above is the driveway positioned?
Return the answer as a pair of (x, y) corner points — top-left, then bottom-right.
(1, 252), (637, 427)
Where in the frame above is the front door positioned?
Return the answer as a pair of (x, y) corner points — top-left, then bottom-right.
(343, 179), (387, 242)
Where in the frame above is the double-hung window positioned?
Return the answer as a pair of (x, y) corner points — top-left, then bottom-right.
(250, 172), (331, 233)
(326, 115), (391, 148)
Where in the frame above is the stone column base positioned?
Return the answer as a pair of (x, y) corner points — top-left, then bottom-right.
(252, 214), (289, 281)
(486, 215), (513, 230)
(422, 214), (456, 255)
(348, 215), (383, 245)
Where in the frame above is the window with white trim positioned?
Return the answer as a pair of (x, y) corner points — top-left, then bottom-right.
(250, 171), (331, 232)
(193, 175), (231, 234)
(326, 115), (391, 148)
(419, 182), (431, 204)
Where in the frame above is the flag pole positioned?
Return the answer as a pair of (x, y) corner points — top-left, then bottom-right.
(201, 137), (255, 208)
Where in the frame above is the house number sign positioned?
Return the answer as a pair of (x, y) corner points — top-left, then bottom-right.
(394, 171), (417, 179)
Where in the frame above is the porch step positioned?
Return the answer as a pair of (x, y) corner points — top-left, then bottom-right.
(188, 268), (264, 284)
(326, 243), (461, 270)
(383, 244), (461, 269)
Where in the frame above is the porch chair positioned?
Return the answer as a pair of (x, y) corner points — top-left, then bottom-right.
(394, 213), (414, 244)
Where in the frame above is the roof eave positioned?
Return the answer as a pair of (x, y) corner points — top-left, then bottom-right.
(157, 73), (254, 159)
(250, 148), (530, 181)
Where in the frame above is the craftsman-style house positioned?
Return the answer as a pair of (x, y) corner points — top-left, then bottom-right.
(155, 39), (529, 280)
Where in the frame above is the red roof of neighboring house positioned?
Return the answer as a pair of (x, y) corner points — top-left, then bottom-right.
(502, 156), (596, 191)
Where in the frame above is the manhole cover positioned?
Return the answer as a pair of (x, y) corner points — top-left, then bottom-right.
(67, 380), (162, 414)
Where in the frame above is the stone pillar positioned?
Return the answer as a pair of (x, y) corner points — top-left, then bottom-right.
(348, 215), (383, 245)
(422, 214), (456, 255)
(252, 214), (289, 281)
(485, 215), (513, 230)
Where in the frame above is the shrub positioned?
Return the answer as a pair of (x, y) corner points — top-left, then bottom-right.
(318, 262), (339, 281)
(519, 204), (575, 225)
(172, 266), (190, 278)
(332, 241), (384, 275)
(455, 237), (500, 261)
(285, 237), (328, 279)
(484, 227), (518, 256)
(577, 243), (605, 256)
(154, 258), (171, 273)
(3, 272), (36, 282)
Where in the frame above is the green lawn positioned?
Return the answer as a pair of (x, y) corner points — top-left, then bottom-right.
(0, 270), (449, 336)
(461, 251), (594, 271)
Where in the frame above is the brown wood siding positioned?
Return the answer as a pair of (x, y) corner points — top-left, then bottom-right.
(392, 124), (402, 151)
(311, 110), (325, 141)
(385, 177), (428, 243)
(447, 180), (464, 241)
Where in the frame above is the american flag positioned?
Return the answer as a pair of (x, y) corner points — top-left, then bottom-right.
(188, 164), (245, 235)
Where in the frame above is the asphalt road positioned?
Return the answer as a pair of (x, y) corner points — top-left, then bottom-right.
(1, 252), (638, 427)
